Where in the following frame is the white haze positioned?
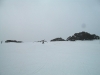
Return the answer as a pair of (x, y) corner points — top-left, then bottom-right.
(0, 0), (100, 41)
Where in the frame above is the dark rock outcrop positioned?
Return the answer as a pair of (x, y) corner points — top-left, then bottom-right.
(17, 41), (22, 43)
(67, 31), (100, 41)
(51, 37), (65, 41)
(5, 40), (22, 43)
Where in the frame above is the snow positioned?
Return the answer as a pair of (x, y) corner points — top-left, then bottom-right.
(0, 41), (100, 75)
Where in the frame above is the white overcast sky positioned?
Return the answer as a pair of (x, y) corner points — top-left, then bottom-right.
(0, 0), (100, 41)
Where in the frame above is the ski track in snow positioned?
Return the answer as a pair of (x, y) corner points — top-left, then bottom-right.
(0, 40), (100, 75)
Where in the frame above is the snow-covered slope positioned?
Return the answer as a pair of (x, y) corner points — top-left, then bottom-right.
(0, 41), (100, 75)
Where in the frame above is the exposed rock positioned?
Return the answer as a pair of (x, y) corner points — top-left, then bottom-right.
(5, 40), (22, 43)
(17, 41), (22, 43)
(67, 31), (100, 41)
(51, 37), (65, 41)
(67, 32), (99, 41)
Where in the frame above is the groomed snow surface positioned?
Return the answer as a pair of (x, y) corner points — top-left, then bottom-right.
(0, 41), (100, 75)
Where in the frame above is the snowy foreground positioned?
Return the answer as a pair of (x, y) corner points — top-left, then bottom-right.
(0, 41), (100, 75)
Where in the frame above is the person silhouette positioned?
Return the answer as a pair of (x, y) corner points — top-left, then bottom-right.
(42, 40), (44, 44)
